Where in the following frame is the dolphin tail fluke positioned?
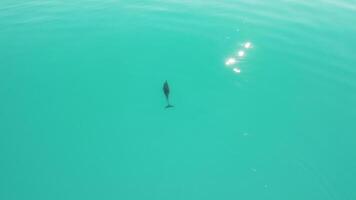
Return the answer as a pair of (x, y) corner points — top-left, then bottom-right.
(165, 104), (174, 109)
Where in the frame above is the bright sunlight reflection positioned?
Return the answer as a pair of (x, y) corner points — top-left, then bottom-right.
(244, 42), (252, 48)
(224, 41), (253, 75)
(238, 50), (245, 57)
(225, 57), (237, 66)
(233, 68), (241, 74)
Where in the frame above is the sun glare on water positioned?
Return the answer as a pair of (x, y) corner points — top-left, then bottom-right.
(224, 41), (253, 75)
(233, 68), (241, 74)
(225, 57), (236, 66)
(237, 50), (245, 57)
(244, 42), (252, 48)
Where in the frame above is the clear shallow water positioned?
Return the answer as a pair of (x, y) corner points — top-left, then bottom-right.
(1, 0), (356, 199)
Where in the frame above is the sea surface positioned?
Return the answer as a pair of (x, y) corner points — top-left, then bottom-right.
(1, 0), (356, 199)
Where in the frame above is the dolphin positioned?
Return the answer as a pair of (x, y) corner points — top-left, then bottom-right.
(163, 80), (174, 108)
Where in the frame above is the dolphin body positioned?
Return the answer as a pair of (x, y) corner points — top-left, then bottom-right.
(163, 80), (174, 108)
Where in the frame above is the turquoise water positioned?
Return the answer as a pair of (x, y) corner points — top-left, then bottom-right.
(1, 0), (356, 199)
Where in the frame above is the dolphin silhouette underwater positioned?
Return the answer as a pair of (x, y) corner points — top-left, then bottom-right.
(163, 80), (174, 108)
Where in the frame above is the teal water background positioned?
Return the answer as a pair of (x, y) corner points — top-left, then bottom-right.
(1, 1), (356, 199)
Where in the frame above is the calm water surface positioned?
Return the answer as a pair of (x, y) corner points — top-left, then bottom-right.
(1, 0), (356, 199)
